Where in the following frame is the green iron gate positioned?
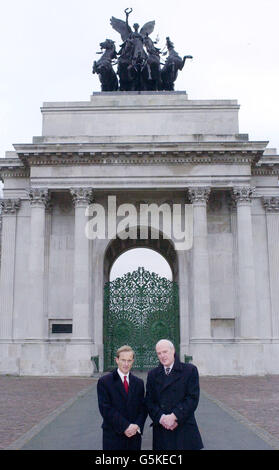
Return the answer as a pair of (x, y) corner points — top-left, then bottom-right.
(104, 267), (180, 370)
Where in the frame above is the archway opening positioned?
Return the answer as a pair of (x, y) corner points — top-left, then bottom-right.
(110, 248), (173, 281)
(103, 236), (180, 370)
(104, 229), (178, 284)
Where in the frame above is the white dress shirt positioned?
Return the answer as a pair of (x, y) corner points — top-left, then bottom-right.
(117, 368), (130, 384)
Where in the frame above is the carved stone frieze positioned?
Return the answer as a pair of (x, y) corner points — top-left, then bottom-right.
(262, 196), (279, 212)
(0, 198), (21, 214)
(70, 188), (94, 207)
(188, 187), (211, 204)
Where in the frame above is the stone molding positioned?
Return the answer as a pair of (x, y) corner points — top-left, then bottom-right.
(262, 196), (279, 212)
(252, 167), (279, 176)
(232, 186), (255, 204)
(188, 187), (211, 204)
(70, 188), (94, 207)
(17, 150), (260, 167)
(0, 168), (30, 179)
(28, 188), (50, 208)
(0, 198), (21, 214)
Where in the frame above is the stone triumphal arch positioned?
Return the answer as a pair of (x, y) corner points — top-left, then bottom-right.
(0, 91), (279, 376)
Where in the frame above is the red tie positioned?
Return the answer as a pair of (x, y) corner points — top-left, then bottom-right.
(123, 375), (129, 394)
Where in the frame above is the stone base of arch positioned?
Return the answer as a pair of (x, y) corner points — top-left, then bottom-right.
(1, 341), (279, 376)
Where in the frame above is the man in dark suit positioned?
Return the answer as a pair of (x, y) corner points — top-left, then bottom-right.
(97, 345), (147, 450)
(145, 339), (203, 450)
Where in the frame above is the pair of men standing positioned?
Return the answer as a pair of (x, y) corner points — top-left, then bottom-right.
(97, 340), (203, 450)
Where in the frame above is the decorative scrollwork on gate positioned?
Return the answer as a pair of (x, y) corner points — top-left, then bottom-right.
(104, 267), (179, 370)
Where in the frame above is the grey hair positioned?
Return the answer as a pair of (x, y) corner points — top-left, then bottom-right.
(155, 339), (175, 350)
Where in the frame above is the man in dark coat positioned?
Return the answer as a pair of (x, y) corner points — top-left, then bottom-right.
(97, 345), (147, 450)
(145, 339), (203, 450)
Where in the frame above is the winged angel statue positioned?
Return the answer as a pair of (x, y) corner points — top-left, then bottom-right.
(92, 8), (192, 92)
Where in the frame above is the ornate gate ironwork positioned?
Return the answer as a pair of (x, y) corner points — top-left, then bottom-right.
(104, 267), (180, 370)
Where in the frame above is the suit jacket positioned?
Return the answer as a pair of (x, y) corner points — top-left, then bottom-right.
(145, 358), (204, 450)
(97, 369), (147, 450)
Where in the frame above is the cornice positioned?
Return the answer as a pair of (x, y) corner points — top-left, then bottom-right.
(15, 149), (263, 167)
(252, 166), (279, 176)
(40, 99), (240, 113)
(0, 167), (30, 179)
(0, 159), (29, 180)
(252, 154), (279, 175)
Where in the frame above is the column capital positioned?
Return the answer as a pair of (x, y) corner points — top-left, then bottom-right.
(188, 187), (211, 204)
(29, 188), (50, 208)
(262, 196), (279, 212)
(70, 188), (94, 207)
(232, 186), (255, 204)
(0, 198), (21, 214)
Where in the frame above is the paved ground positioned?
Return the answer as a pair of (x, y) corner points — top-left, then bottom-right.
(1, 374), (279, 450)
(199, 375), (279, 443)
(0, 376), (94, 450)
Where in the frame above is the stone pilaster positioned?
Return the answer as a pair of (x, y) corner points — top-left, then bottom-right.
(262, 196), (279, 337)
(70, 188), (94, 340)
(232, 186), (257, 338)
(27, 188), (50, 339)
(230, 196), (240, 335)
(0, 199), (21, 339)
(188, 187), (211, 339)
(177, 249), (190, 350)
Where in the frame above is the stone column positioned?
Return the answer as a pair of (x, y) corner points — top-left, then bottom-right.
(0, 199), (21, 339)
(232, 187), (257, 338)
(70, 188), (94, 341)
(188, 187), (211, 339)
(262, 196), (279, 338)
(28, 188), (50, 339)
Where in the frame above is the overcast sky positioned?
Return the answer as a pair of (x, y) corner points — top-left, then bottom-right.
(1, 0), (278, 275)
(110, 248), (172, 281)
(0, 0), (278, 158)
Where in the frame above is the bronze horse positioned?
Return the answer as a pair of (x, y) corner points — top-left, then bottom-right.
(93, 39), (118, 91)
(161, 37), (193, 91)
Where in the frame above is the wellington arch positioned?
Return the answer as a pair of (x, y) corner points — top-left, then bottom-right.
(1, 90), (279, 374)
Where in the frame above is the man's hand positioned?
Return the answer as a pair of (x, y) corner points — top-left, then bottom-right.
(168, 421), (178, 431)
(124, 423), (140, 437)
(159, 413), (178, 430)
